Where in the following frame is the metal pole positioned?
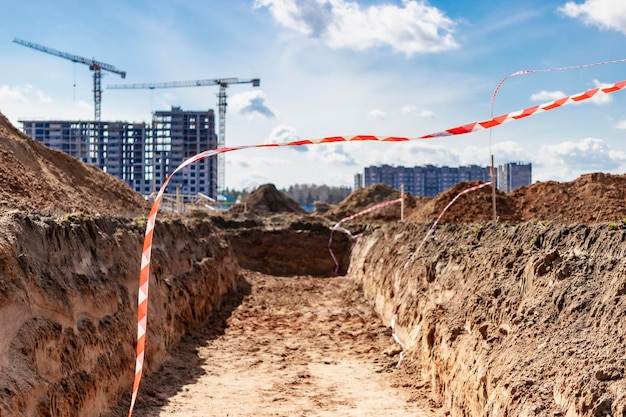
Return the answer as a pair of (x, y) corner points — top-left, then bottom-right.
(400, 184), (405, 222)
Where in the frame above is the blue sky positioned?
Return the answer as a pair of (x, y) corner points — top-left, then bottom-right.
(2, 0), (626, 190)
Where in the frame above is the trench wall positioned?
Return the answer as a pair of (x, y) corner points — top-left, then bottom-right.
(0, 213), (239, 417)
(223, 220), (352, 277)
(349, 221), (626, 417)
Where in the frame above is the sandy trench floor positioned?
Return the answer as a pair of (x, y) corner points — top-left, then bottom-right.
(126, 269), (444, 417)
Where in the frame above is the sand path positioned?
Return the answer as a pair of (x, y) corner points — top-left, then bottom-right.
(126, 270), (443, 416)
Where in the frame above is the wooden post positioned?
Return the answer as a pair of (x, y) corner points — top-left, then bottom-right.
(400, 184), (405, 222)
(491, 155), (497, 223)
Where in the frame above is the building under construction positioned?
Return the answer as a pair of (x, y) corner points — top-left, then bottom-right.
(20, 106), (218, 199)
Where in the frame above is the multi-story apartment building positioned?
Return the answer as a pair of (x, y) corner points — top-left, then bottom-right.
(20, 107), (218, 199)
(497, 161), (532, 193)
(364, 164), (490, 197)
(362, 162), (530, 196)
(354, 173), (364, 190)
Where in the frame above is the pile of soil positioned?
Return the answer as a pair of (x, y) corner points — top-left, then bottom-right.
(325, 183), (400, 220)
(407, 181), (520, 224)
(0, 111), (148, 218)
(512, 172), (626, 223)
(346, 173), (626, 226)
(227, 183), (305, 217)
(323, 183), (430, 223)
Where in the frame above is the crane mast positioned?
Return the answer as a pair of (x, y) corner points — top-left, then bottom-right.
(108, 77), (260, 197)
(13, 37), (126, 122)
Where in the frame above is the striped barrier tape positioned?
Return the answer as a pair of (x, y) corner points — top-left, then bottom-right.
(488, 58), (626, 158)
(390, 181), (492, 368)
(491, 57), (626, 110)
(404, 181), (492, 269)
(328, 197), (403, 275)
(127, 79), (626, 416)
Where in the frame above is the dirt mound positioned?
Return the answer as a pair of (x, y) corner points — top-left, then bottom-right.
(228, 183), (305, 216)
(325, 183), (404, 221)
(359, 173), (626, 225)
(511, 172), (626, 224)
(408, 181), (520, 224)
(0, 112), (148, 217)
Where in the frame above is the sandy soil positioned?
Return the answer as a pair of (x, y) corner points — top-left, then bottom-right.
(124, 270), (444, 417)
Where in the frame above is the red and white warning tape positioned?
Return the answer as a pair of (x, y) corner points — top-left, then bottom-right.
(491, 57), (626, 110)
(390, 181), (492, 368)
(328, 197), (403, 275)
(127, 79), (626, 416)
(404, 181), (492, 268)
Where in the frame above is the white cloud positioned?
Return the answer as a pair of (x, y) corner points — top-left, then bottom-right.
(265, 124), (300, 144)
(530, 79), (612, 105)
(230, 90), (276, 119)
(0, 85), (29, 102)
(374, 141), (459, 167)
(588, 79), (613, 105)
(459, 140), (528, 167)
(615, 120), (626, 130)
(534, 137), (626, 180)
(400, 105), (433, 118)
(0, 84), (51, 104)
(559, 0), (626, 35)
(530, 90), (566, 102)
(36, 90), (53, 104)
(254, 0), (458, 56)
(308, 142), (357, 166)
(368, 109), (386, 118)
(401, 105), (416, 115)
(419, 109), (434, 118)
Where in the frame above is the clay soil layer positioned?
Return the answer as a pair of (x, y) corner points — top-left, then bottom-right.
(119, 270), (442, 417)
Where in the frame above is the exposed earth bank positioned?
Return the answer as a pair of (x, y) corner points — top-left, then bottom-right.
(350, 221), (626, 416)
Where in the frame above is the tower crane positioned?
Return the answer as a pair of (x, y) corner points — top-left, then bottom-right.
(13, 37), (126, 122)
(107, 77), (261, 197)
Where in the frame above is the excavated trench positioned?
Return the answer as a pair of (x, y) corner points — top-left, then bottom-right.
(1, 212), (626, 416)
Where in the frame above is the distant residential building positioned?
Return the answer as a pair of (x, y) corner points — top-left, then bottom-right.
(497, 161), (532, 192)
(354, 173), (363, 190)
(20, 107), (218, 199)
(361, 162), (531, 196)
(363, 164), (491, 197)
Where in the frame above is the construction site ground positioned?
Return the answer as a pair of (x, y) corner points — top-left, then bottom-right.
(1, 111), (626, 416)
(108, 270), (441, 417)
